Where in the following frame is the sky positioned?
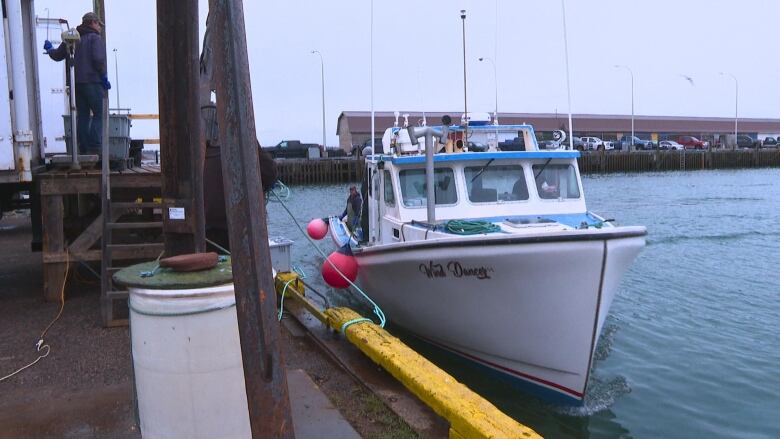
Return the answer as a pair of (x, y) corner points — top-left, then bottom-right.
(34, 0), (780, 147)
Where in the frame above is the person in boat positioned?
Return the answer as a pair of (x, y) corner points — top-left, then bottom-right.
(44, 12), (110, 156)
(341, 186), (363, 232)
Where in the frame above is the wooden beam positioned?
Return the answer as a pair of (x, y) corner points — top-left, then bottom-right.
(209, 0), (294, 436)
(67, 214), (103, 253)
(41, 195), (67, 302)
(157, 0), (205, 256)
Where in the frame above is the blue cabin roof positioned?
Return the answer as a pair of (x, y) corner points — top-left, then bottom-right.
(368, 150), (580, 165)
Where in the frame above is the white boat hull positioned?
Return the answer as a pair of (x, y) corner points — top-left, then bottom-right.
(352, 228), (645, 403)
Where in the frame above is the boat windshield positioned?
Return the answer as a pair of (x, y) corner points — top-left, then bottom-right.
(398, 168), (458, 207)
(464, 165), (528, 203)
(532, 164), (580, 199)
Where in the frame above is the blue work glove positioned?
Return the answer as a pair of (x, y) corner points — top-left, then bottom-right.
(43, 40), (53, 52)
(101, 75), (111, 90)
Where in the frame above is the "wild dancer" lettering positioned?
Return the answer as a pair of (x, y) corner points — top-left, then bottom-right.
(418, 260), (494, 280)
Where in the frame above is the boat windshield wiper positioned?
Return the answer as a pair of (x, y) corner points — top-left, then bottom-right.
(534, 158), (553, 180)
(470, 158), (495, 183)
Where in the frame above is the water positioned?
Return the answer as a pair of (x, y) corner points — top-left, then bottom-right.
(266, 168), (780, 438)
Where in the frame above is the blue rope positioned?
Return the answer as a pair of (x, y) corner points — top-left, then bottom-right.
(271, 186), (387, 328)
(340, 317), (373, 334)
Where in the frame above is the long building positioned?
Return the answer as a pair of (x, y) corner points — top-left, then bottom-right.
(336, 111), (780, 151)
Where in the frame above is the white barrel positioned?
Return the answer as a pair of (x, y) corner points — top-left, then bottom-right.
(129, 283), (251, 439)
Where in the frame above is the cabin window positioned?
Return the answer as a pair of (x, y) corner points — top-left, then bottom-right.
(464, 165), (528, 203)
(398, 168), (458, 207)
(383, 170), (395, 206)
(532, 164), (580, 199)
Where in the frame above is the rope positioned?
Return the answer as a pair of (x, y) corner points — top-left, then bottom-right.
(445, 219), (501, 235)
(268, 180), (291, 202)
(206, 237), (231, 255)
(277, 277), (298, 321)
(270, 185), (387, 329)
(1, 249), (69, 382)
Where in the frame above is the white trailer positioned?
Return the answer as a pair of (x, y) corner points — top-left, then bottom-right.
(0, 0), (68, 214)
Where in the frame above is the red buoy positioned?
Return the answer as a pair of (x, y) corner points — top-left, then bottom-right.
(307, 218), (328, 240)
(322, 245), (358, 289)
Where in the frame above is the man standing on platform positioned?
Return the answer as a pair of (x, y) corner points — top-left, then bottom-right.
(44, 12), (111, 155)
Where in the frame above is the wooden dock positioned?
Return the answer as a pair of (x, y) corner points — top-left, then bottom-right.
(273, 150), (780, 185)
(37, 164), (162, 308)
(577, 149), (780, 174)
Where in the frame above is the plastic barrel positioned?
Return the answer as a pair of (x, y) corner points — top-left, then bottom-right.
(129, 283), (251, 438)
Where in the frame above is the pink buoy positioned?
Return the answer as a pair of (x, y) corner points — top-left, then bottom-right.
(307, 218), (328, 240)
(322, 245), (358, 289)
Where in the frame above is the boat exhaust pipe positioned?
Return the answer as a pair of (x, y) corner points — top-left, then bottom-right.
(406, 116), (450, 225)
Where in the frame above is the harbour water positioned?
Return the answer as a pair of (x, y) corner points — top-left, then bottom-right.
(266, 168), (780, 438)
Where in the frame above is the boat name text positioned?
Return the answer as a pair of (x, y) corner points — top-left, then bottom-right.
(418, 261), (494, 280)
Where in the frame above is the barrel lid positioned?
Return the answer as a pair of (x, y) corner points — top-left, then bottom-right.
(113, 257), (234, 290)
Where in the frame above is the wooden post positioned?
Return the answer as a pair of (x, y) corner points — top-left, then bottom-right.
(41, 194), (66, 302)
(208, 0), (294, 436)
(157, 0), (206, 256)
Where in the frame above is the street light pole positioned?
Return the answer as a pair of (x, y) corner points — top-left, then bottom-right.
(311, 50), (326, 150)
(461, 10), (468, 142)
(719, 72), (738, 143)
(479, 57), (498, 125)
(614, 65), (634, 150)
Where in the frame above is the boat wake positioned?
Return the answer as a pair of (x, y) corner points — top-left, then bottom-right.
(593, 322), (618, 362)
(648, 230), (777, 246)
(556, 375), (631, 416)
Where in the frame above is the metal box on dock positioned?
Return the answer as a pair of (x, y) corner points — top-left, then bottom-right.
(63, 114), (131, 161)
(269, 237), (293, 272)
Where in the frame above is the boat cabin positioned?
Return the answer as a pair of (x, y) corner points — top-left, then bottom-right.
(361, 124), (592, 246)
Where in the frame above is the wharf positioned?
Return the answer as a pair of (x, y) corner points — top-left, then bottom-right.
(35, 164), (162, 308)
(273, 149), (780, 186)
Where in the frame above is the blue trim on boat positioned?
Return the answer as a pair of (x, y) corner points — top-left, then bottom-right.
(371, 151), (580, 164)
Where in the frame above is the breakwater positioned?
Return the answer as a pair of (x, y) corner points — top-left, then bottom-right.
(273, 149), (780, 184)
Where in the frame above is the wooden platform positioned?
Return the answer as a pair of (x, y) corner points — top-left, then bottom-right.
(37, 164), (162, 304)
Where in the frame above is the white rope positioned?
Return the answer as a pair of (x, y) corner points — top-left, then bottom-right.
(0, 342), (51, 382)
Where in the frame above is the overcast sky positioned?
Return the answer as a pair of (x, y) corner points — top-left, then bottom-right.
(35, 0), (780, 146)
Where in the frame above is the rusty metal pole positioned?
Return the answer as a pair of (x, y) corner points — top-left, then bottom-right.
(208, 0), (294, 436)
(156, 0), (206, 256)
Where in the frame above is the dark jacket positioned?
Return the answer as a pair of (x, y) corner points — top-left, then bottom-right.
(48, 24), (106, 84)
(341, 193), (363, 221)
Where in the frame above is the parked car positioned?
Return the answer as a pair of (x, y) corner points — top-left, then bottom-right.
(659, 140), (684, 150)
(619, 135), (655, 150)
(580, 136), (614, 151)
(676, 135), (708, 150)
(351, 138), (383, 156)
(762, 137), (778, 148)
(537, 139), (561, 150)
(736, 135), (761, 149)
(263, 140), (320, 159)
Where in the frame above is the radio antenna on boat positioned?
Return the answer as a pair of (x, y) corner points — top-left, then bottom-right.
(560, 0), (574, 150)
(416, 68), (427, 127)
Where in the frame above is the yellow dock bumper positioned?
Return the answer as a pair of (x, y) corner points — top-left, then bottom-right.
(274, 272), (540, 438)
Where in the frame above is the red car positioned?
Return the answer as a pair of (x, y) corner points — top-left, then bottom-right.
(676, 135), (709, 149)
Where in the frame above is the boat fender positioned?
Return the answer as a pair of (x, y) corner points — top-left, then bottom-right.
(307, 218), (328, 240)
(322, 244), (358, 289)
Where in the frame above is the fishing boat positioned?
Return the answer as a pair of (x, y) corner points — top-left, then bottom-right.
(328, 113), (646, 404)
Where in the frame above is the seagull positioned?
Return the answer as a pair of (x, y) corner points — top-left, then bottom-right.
(680, 74), (695, 86)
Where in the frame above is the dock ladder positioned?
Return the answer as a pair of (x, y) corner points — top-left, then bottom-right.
(99, 168), (164, 326)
